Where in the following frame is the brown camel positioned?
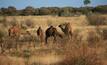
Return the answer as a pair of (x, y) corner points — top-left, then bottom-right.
(45, 26), (63, 44)
(59, 22), (72, 39)
(8, 25), (20, 38)
(37, 27), (44, 43)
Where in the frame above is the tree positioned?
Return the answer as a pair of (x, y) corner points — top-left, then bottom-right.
(84, 0), (91, 6)
(1, 8), (8, 15)
(39, 7), (51, 15)
(0, 9), (2, 15)
(79, 7), (93, 14)
(60, 7), (74, 16)
(93, 5), (107, 13)
(23, 6), (35, 15)
(34, 8), (39, 15)
(47, 7), (60, 16)
(7, 6), (17, 15)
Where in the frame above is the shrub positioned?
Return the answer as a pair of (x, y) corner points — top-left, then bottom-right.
(93, 5), (107, 14)
(0, 17), (8, 27)
(10, 18), (18, 26)
(58, 43), (103, 65)
(102, 29), (107, 40)
(47, 19), (52, 26)
(25, 19), (34, 27)
(0, 29), (5, 42)
(87, 31), (101, 44)
(87, 14), (106, 25)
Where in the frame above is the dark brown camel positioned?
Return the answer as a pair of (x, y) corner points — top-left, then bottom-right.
(45, 26), (63, 44)
(59, 22), (72, 39)
(37, 27), (44, 43)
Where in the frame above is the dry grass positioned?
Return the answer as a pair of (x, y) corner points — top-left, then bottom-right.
(0, 15), (107, 65)
(53, 35), (107, 65)
(0, 55), (25, 65)
(87, 14), (107, 25)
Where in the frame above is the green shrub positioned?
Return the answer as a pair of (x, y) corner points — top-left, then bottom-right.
(94, 5), (107, 13)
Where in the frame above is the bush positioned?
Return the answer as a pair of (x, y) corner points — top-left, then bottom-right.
(93, 5), (107, 14)
(87, 14), (107, 25)
(87, 31), (101, 44)
(102, 29), (107, 40)
(47, 19), (52, 26)
(0, 29), (5, 46)
(10, 18), (18, 26)
(25, 20), (34, 27)
(0, 17), (8, 27)
(0, 30), (5, 39)
(58, 43), (103, 65)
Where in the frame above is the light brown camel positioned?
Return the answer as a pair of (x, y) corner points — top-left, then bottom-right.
(59, 22), (72, 39)
(8, 25), (20, 38)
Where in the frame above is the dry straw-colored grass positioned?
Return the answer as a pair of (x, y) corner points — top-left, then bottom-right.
(0, 15), (107, 65)
(87, 14), (107, 25)
(54, 36), (107, 65)
(0, 55), (25, 65)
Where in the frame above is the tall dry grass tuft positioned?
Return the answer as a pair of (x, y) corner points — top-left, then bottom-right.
(57, 42), (104, 65)
(102, 29), (107, 40)
(87, 14), (107, 25)
(56, 34), (106, 65)
(0, 55), (25, 65)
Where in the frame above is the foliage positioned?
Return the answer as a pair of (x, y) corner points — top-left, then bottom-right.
(39, 7), (52, 15)
(0, 5), (107, 16)
(79, 7), (93, 14)
(23, 49), (31, 58)
(0, 30), (4, 39)
(102, 29), (107, 40)
(93, 5), (107, 14)
(84, 0), (91, 6)
(0, 29), (5, 42)
(7, 6), (17, 15)
(23, 6), (35, 15)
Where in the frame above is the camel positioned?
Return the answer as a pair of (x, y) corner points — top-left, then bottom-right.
(7, 25), (20, 50)
(59, 22), (72, 39)
(45, 26), (63, 44)
(8, 25), (20, 38)
(37, 27), (44, 43)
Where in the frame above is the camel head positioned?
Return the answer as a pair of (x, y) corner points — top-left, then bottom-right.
(58, 22), (72, 35)
(58, 23), (66, 30)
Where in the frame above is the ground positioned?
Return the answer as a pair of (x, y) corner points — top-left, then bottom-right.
(0, 14), (107, 65)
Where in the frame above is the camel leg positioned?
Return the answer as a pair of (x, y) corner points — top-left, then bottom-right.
(69, 32), (72, 40)
(45, 36), (48, 44)
(53, 35), (57, 43)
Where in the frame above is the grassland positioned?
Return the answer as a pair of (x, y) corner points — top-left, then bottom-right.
(0, 14), (107, 65)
